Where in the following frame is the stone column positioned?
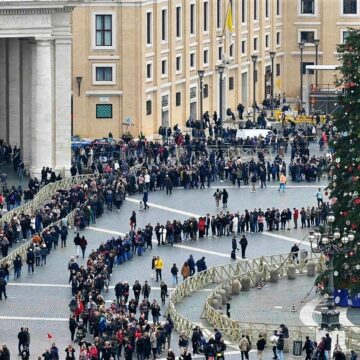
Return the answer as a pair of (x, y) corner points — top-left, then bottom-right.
(54, 37), (72, 175)
(0, 39), (7, 141)
(31, 38), (54, 176)
(8, 38), (21, 147)
(21, 39), (32, 168)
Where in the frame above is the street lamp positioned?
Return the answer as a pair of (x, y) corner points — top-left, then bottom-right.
(251, 54), (258, 123)
(198, 69), (205, 135)
(308, 211), (353, 330)
(269, 51), (276, 118)
(216, 64), (225, 139)
(314, 39), (320, 90)
(298, 41), (305, 113)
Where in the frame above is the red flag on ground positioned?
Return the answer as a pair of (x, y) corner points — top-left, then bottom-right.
(47, 333), (53, 340)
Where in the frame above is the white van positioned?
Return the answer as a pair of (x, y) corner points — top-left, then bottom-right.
(236, 129), (275, 140)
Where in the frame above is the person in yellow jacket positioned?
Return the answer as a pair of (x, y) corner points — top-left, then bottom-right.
(154, 256), (164, 282)
(279, 174), (286, 192)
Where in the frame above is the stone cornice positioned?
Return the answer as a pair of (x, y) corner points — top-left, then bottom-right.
(0, 8), (73, 15)
(0, 0), (82, 14)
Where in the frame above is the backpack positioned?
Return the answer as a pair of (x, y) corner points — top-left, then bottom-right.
(308, 340), (314, 351)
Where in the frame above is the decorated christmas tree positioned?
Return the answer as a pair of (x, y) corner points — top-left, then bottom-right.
(327, 29), (360, 294)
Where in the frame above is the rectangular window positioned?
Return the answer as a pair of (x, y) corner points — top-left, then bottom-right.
(190, 4), (196, 35)
(276, 0), (280, 15)
(342, 30), (350, 43)
(265, 0), (270, 17)
(146, 100), (152, 115)
(253, 38), (258, 51)
(301, 0), (315, 14)
(176, 6), (182, 38)
(242, 0), (246, 22)
(276, 31), (281, 45)
(96, 104), (112, 119)
(176, 92), (181, 106)
(229, 44), (234, 58)
(265, 34), (270, 48)
(204, 1), (209, 32)
(254, 0), (258, 20)
(302, 61), (314, 74)
(204, 49), (209, 65)
(96, 15), (112, 46)
(96, 67), (113, 82)
(229, 77), (234, 90)
(241, 40), (246, 54)
(176, 56), (182, 72)
(161, 59), (167, 75)
(146, 12), (152, 45)
(218, 46), (223, 61)
(203, 84), (209, 98)
(146, 63), (152, 80)
(217, 0), (222, 28)
(276, 63), (281, 76)
(190, 53), (195, 68)
(161, 9), (167, 41)
(300, 31), (315, 43)
(343, 0), (357, 14)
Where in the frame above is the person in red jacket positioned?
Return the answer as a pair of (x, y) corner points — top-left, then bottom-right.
(198, 218), (206, 238)
(293, 208), (299, 229)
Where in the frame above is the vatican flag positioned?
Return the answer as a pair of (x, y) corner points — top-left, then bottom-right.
(226, 5), (234, 33)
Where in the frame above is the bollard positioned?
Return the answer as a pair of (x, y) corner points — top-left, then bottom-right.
(219, 289), (227, 305)
(211, 299), (220, 310)
(214, 294), (223, 309)
(307, 261), (316, 277)
(241, 276), (251, 291)
(232, 279), (241, 295)
(255, 272), (263, 287)
(269, 269), (279, 283)
(287, 264), (296, 280)
(225, 285), (232, 299)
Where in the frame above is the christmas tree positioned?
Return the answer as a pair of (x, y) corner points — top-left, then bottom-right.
(327, 28), (360, 294)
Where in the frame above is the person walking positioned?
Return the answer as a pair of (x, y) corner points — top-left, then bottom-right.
(13, 254), (22, 280)
(0, 276), (7, 300)
(79, 236), (88, 259)
(143, 191), (150, 210)
(279, 173), (286, 192)
(69, 315), (77, 342)
(60, 225), (68, 248)
(181, 262), (190, 280)
(155, 256), (164, 282)
(73, 233), (81, 258)
(303, 336), (314, 360)
(251, 172), (257, 192)
(213, 189), (222, 208)
(171, 263), (179, 285)
(324, 333), (332, 360)
(17, 327), (28, 356)
(222, 189), (229, 209)
(316, 188), (324, 207)
(239, 235), (248, 259)
(239, 335), (250, 360)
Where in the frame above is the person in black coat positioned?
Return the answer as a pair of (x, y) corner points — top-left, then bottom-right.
(239, 235), (248, 259)
(69, 316), (77, 342)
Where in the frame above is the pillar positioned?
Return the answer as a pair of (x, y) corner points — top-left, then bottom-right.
(21, 40), (32, 168)
(31, 38), (54, 176)
(54, 37), (72, 174)
(287, 264), (296, 280)
(0, 39), (7, 141)
(8, 38), (21, 147)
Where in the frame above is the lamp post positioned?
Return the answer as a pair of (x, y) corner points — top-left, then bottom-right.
(251, 54), (258, 123)
(298, 42), (305, 112)
(216, 64), (225, 138)
(269, 51), (276, 118)
(198, 69), (205, 135)
(314, 39), (320, 90)
(308, 211), (354, 330)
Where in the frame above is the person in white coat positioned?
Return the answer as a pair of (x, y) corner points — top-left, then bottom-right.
(232, 215), (239, 234)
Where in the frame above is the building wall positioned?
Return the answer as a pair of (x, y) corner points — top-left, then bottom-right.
(72, 0), (359, 139)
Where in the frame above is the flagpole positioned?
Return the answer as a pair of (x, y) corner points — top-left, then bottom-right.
(221, 0), (231, 41)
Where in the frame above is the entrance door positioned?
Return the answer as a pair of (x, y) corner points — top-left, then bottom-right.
(190, 101), (197, 121)
(241, 72), (248, 108)
(161, 110), (169, 127)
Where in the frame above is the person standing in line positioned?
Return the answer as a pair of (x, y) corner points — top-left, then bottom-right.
(324, 333), (332, 360)
(13, 254), (22, 280)
(0, 276), (7, 300)
(251, 172), (257, 192)
(239, 335), (250, 360)
(256, 334), (266, 360)
(239, 235), (248, 259)
(293, 208), (299, 229)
